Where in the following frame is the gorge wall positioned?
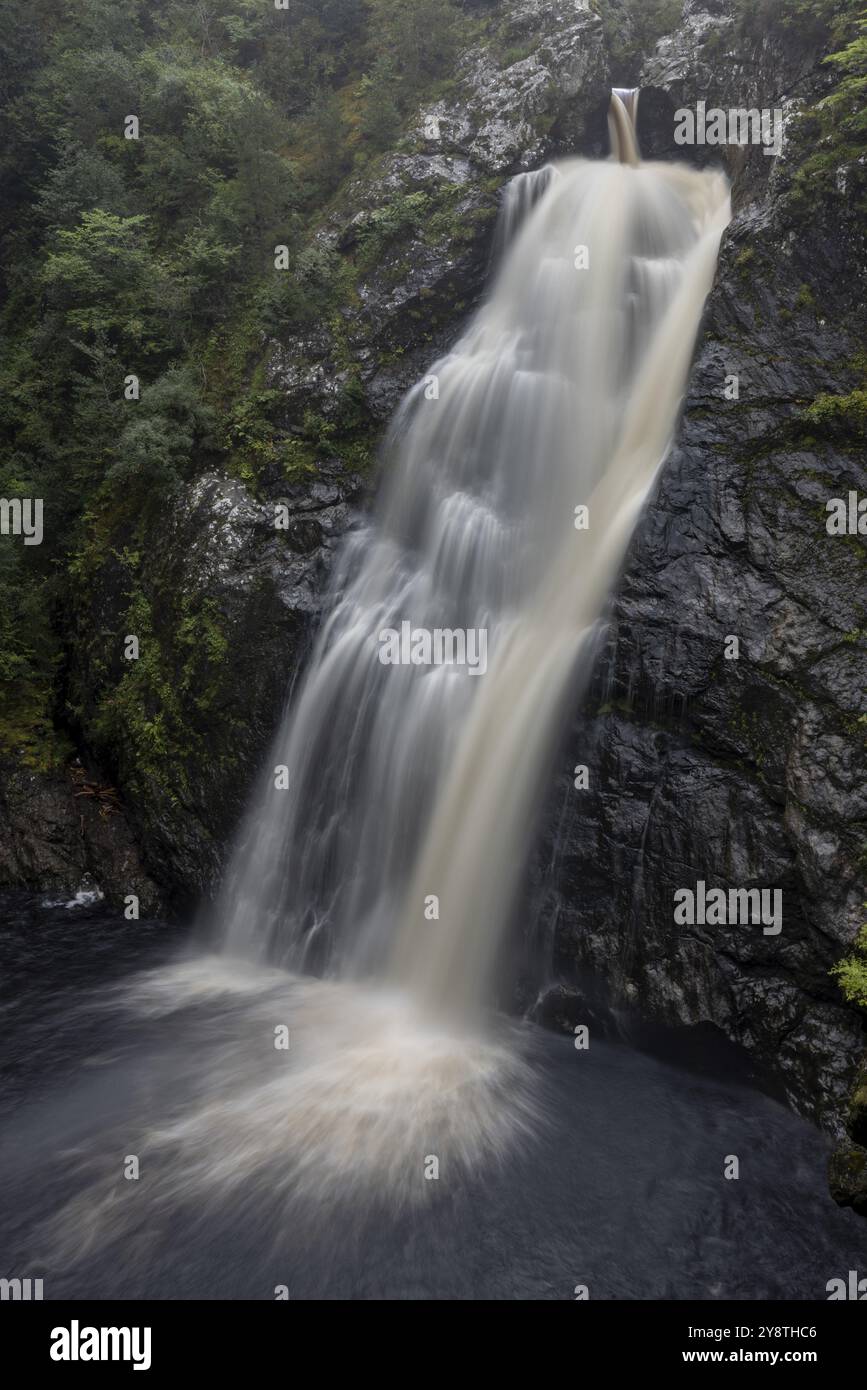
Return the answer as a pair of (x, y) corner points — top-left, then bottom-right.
(529, 2), (867, 1149)
(2, 1), (864, 1192)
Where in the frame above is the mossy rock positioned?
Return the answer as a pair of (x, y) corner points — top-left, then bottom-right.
(847, 1056), (867, 1147)
(829, 1141), (867, 1216)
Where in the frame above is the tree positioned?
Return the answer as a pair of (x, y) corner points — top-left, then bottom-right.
(40, 211), (159, 344)
(359, 58), (402, 151)
(366, 0), (461, 89)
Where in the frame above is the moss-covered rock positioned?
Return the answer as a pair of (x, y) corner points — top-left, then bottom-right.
(829, 1141), (867, 1217)
(846, 1054), (867, 1146)
(62, 466), (364, 907)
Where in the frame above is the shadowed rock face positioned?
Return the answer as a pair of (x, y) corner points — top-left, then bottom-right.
(71, 466), (365, 909)
(527, 2), (867, 1138)
(0, 757), (160, 915)
(0, 467), (364, 914)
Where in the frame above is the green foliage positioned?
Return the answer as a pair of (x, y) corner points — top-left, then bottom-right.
(355, 191), (432, 271)
(91, 574), (230, 798)
(733, 0), (855, 44)
(36, 144), (130, 227)
(299, 85), (352, 197)
(833, 922), (867, 1010)
(358, 58), (403, 151)
(0, 0), (522, 775)
(593, 0), (682, 75)
(41, 211), (167, 349)
(223, 388), (318, 485)
(366, 0), (462, 89)
(802, 388), (867, 440)
(0, 455), (63, 761)
(815, 17), (867, 152)
(0, 0), (423, 759)
(781, 4), (867, 214)
(110, 367), (216, 492)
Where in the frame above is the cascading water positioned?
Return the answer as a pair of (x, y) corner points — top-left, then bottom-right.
(609, 86), (641, 164)
(490, 162), (559, 260)
(39, 96), (733, 1252)
(215, 92), (730, 1024)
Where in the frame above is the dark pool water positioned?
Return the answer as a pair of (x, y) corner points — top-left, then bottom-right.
(0, 893), (863, 1300)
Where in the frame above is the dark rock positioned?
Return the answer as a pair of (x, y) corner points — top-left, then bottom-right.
(0, 757), (160, 914)
(846, 1056), (867, 1148)
(828, 1142), (867, 1218)
(62, 465), (365, 908)
(530, 0), (867, 1134)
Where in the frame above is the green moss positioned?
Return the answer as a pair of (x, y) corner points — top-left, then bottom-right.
(499, 40), (541, 68)
(82, 541), (235, 805)
(734, 246), (756, 278)
(425, 188), (497, 248)
(794, 283), (817, 312)
(0, 694), (72, 770)
(802, 388), (867, 440)
(281, 438), (318, 481)
(353, 191), (432, 272)
(832, 920), (867, 1010)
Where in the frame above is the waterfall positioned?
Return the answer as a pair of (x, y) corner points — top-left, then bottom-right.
(610, 87), (641, 164)
(215, 93), (729, 1028)
(491, 163), (559, 260)
(33, 95), (733, 1242)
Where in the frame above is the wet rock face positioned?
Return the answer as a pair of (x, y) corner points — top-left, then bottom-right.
(531, 1), (867, 1132)
(101, 465), (366, 908)
(0, 758), (160, 915)
(829, 1142), (867, 1218)
(1, 464), (365, 913)
(266, 0), (610, 429)
(444, 0), (609, 170)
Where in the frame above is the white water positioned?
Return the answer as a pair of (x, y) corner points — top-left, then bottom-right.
(39, 100), (732, 1253)
(215, 95), (730, 1022)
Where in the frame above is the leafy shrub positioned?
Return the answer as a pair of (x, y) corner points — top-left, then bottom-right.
(833, 922), (867, 1010)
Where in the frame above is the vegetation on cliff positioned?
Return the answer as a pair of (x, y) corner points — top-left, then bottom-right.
(0, 0), (470, 767)
(833, 921), (867, 1010)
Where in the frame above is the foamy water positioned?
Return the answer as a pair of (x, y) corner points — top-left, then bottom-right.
(37, 960), (540, 1265)
(2, 895), (862, 1298)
